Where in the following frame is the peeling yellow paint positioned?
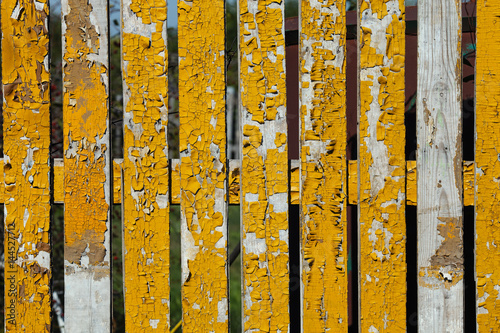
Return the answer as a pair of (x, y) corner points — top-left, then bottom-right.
(2, 0), (51, 331)
(348, 161), (357, 205)
(290, 161), (299, 205)
(239, 0), (289, 331)
(406, 161), (416, 205)
(300, 0), (347, 330)
(476, 0), (500, 329)
(359, 0), (406, 331)
(122, 0), (170, 330)
(178, 0), (228, 330)
(463, 161), (474, 207)
(171, 160), (181, 205)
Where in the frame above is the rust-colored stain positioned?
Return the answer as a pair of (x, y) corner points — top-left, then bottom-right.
(2, 0), (51, 331)
(122, 0), (170, 330)
(300, 0), (347, 330)
(476, 0), (500, 328)
(178, 0), (228, 330)
(239, 0), (289, 331)
(359, 0), (406, 330)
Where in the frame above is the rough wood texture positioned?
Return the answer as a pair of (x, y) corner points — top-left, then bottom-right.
(476, 0), (500, 330)
(62, 0), (111, 330)
(417, 1), (463, 331)
(121, 0), (170, 330)
(358, 0), (406, 330)
(300, 0), (348, 330)
(239, 0), (289, 331)
(1, 0), (51, 331)
(178, 0), (228, 331)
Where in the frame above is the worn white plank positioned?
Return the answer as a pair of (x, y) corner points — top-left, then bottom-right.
(417, 0), (463, 331)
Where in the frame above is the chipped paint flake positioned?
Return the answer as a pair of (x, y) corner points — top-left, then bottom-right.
(62, 0), (111, 330)
(2, 0), (51, 331)
(178, 0), (228, 331)
(359, 0), (406, 331)
(122, 0), (170, 330)
(476, 0), (500, 330)
(300, 0), (347, 331)
(239, 0), (289, 331)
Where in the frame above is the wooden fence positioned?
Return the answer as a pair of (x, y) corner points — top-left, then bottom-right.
(0, 0), (498, 332)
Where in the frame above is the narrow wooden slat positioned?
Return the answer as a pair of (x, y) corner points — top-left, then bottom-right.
(462, 161), (473, 207)
(348, 160), (357, 205)
(239, 0), (289, 331)
(300, 0), (347, 330)
(61, 0), (111, 330)
(1, 0), (51, 330)
(358, 0), (406, 330)
(178, 0), (228, 330)
(121, 0), (170, 330)
(290, 160), (299, 205)
(476, 0), (500, 329)
(417, 0), (463, 331)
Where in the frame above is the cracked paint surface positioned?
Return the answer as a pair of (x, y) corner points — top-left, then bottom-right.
(239, 0), (289, 331)
(300, 0), (347, 331)
(476, 0), (500, 329)
(178, 0), (228, 331)
(2, 0), (51, 331)
(417, 0), (463, 331)
(62, 0), (111, 330)
(358, 0), (406, 331)
(122, 0), (170, 330)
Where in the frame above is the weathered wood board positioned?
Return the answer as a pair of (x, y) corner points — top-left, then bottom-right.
(239, 0), (289, 331)
(61, 0), (111, 330)
(358, 0), (407, 330)
(300, 0), (348, 331)
(122, 0), (170, 330)
(417, 0), (463, 331)
(1, 0), (51, 331)
(178, 0), (228, 331)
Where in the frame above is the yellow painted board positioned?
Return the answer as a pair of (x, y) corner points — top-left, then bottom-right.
(1, 0), (51, 331)
(300, 0), (348, 330)
(239, 0), (289, 331)
(476, 0), (500, 329)
(290, 160), (299, 206)
(62, 0), (111, 330)
(348, 161), (358, 205)
(406, 161), (417, 206)
(358, 0), (406, 331)
(417, 0), (463, 330)
(121, 0), (170, 330)
(178, 0), (228, 330)
(171, 159), (181, 205)
(463, 161), (473, 207)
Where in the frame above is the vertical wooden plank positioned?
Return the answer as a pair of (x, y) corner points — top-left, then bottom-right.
(61, 0), (111, 330)
(476, 0), (500, 330)
(239, 0), (289, 331)
(121, 0), (170, 330)
(417, 0), (463, 331)
(358, 0), (406, 331)
(178, 0), (228, 330)
(299, 0), (347, 331)
(1, 0), (51, 331)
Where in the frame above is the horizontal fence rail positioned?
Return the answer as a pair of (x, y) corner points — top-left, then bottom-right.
(0, 0), (497, 332)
